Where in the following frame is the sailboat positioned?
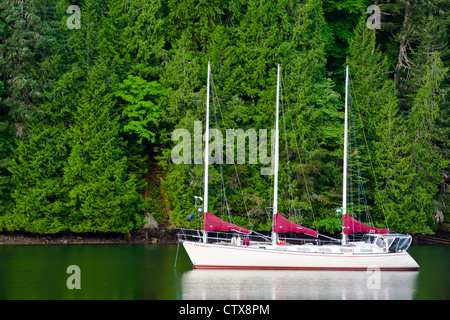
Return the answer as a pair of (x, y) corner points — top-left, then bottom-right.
(180, 63), (419, 271)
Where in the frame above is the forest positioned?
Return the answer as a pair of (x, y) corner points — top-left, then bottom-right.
(0, 0), (448, 236)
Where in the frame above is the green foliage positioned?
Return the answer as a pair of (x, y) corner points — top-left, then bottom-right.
(311, 217), (342, 234)
(63, 65), (144, 233)
(0, 77), (12, 217)
(322, 0), (369, 78)
(372, 52), (447, 234)
(0, 0), (447, 235)
(146, 180), (167, 225)
(166, 0), (225, 51)
(346, 18), (399, 224)
(159, 0), (344, 231)
(115, 75), (165, 144)
(7, 123), (68, 233)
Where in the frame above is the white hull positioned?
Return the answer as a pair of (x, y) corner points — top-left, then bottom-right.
(182, 241), (420, 271)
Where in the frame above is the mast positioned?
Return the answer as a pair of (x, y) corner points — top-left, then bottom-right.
(203, 60), (211, 243)
(342, 65), (349, 245)
(272, 64), (281, 245)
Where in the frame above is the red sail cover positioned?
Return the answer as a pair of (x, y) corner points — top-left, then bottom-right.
(273, 213), (318, 238)
(203, 212), (251, 234)
(342, 214), (388, 235)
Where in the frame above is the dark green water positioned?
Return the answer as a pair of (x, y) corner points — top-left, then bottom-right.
(0, 244), (448, 300)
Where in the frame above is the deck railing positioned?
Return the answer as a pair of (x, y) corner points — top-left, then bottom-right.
(176, 228), (340, 246)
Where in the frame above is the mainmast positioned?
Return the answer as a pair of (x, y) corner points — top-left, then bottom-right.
(342, 65), (349, 245)
(272, 64), (281, 245)
(203, 60), (211, 243)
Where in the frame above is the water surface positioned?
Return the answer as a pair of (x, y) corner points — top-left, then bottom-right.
(0, 244), (447, 299)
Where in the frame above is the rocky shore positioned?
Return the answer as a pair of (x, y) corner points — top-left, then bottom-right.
(412, 229), (450, 245)
(0, 228), (179, 245)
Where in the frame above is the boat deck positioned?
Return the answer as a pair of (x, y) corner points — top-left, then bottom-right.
(213, 241), (386, 255)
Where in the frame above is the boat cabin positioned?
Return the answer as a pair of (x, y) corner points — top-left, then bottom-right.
(361, 234), (412, 252)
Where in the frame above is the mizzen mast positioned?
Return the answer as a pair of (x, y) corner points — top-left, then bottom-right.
(272, 64), (281, 245)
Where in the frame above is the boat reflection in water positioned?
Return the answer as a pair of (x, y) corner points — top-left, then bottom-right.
(181, 269), (419, 300)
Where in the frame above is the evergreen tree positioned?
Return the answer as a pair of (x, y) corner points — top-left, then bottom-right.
(280, 0), (341, 229)
(322, 0), (368, 80)
(166, 0), (225, 52)
(0, 0), (446, 235)
(403, 52), (448, 232)
(0, 0), (57, 220)
(97, 0), (166, 80)
(159, 0), (343, 231)
(157, 30), (211, 227)
(0, 0), (54, 125)
(0, 77), (12, 217)
(7, 121), (68, 233)
(97, 0), (168, 210)
(378, 52), (447, 233)
(346, 17), (400, 225)
(63, 65), (143, 233)
(122, 0), (166, 79)
(378, 0), (449, 109)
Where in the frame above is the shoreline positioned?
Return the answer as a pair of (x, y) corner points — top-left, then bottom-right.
(1, 228), (449, 246)
(0, 229), (179, 246)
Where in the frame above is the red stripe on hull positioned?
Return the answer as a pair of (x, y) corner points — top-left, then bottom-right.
(194, 265), (420, 271)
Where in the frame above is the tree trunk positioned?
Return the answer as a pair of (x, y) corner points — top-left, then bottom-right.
(394, 3), (410, 86)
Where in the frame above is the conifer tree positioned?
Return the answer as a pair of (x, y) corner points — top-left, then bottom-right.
(157, 31), (213, 227)
(0, 0), (54, 126)
(0, 0), (63, 230)
(322, 0), (367, 76)
(1, 0), (447, 235)
(377, 52), (447, 233)
(166, 0), (225, 52)
(63, 65), (143, 233)
(0, 77), (11, 218)
(7, 122), (68, 233)
(346, 17), (400, 225)
(378, 0), (449, 109)
(277, 0), (341, 227)
(159, 0), (343, 231)
(403, 52), (448, 232)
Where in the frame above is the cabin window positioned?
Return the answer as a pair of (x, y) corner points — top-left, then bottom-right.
(362, 235), (374, 244)
(375, 237), (384, 247)
(389, 237), (400, 252)
(397, 237), (412, 251)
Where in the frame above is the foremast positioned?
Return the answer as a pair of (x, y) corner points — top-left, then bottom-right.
(342, 65), (349, 245)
